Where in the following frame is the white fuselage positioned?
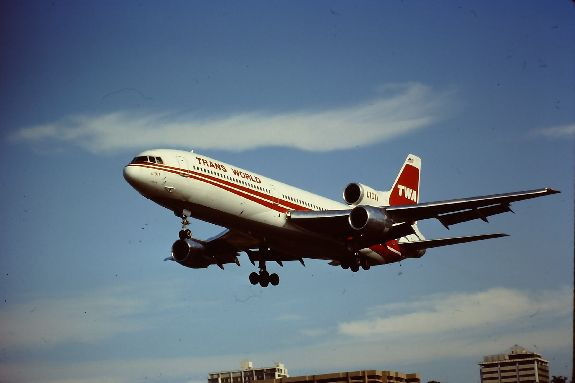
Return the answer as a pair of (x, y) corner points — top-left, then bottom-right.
(123, 149), (402, 264)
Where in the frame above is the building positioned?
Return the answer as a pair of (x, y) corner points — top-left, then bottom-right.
(260, 369), (420, 383)
(479, 345), (550, 383)
(209, 361), (289, 383)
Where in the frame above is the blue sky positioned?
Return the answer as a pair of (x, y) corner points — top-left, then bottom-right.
(1, 1), (573, 382)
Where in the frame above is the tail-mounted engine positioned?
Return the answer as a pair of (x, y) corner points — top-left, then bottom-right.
(343, 183), (387, 206)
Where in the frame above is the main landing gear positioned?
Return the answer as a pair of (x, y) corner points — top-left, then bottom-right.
(249, 260), (280, 288)
(340, 253), (371, 272)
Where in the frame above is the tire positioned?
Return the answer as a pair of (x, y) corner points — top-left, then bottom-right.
(249, 272), (259, 285)
(270, 273), (280, 286)
(361, 259), (371, 270)
(259, 270), (270, 287)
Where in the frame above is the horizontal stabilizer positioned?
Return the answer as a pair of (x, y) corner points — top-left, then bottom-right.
(400, 233), (508, 252)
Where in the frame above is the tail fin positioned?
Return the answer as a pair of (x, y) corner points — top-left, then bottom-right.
(388, 154), (421, 206)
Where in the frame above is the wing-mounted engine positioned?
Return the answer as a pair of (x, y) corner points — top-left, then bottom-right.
(349, 205), (392, 235)
(348, 205), (416, 249)
(343, 183), (388, 206)
(171, 238), (212, 268)
(171, 238), (240, 269)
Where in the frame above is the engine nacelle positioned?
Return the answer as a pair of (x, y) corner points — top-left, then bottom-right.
(349, 205), (393, 237)
(343, 183), (387, 206)
(171, 239), (211, 268)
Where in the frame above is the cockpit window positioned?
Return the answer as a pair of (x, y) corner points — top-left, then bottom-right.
(131, 156), (150, 164)
(131, 156), (145, 164)
(130, 156), (163, 164)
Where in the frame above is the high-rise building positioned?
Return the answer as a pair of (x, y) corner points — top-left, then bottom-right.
(208, 361), (289, 383)
(260, 369), (420, 383)
(479, 345), (549, 383)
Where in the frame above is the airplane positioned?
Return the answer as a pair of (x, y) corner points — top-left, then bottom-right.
(123, 149), (559, 287)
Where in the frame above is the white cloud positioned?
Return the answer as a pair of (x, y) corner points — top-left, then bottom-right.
(10, 83), (452, 152)
(298, 327), (331, 338)
(0, 286), (570, 383)
(0, 282), (194, 349)
(282, 326), (571, 372)
(284, 287), (572, 372)
(532, 123), (575, 139)
(338, 287), (571, 338)
(0, 293), (144, 349)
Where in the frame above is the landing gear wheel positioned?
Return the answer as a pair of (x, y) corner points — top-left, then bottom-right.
(361, 258), (371, 271)
(249, 259), (280, 287)
(259, 270), (270, 287)
(179, 229), (191, 240)
(259, 277), (269, 288)
(270, 273), (280, 286)
(348, 252), (361, 272)
(249, 272), (259, 285)
(342, 255), (360, 271)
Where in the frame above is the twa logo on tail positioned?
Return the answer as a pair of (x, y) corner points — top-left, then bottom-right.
(397, 185), (418, 202)
(389, 154), (421, 206)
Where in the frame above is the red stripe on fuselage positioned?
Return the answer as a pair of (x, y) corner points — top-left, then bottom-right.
(127, 163), (311, 213)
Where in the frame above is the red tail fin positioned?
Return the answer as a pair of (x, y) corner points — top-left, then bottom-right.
(388, 154), (421, 206)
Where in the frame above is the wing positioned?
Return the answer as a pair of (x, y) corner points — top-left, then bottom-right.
(286, 209), (352, 237)
(203, 229), (260, 252)
(197, 229), (261, 266)
(288, 188), (559, 243)
(385, 188), (559, 227)
(200, 229), (309, 266)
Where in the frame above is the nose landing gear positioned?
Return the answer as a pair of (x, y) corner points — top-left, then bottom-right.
(178, 209), (192, 240)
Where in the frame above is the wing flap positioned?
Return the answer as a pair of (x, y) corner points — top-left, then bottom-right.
(437, 203), (512, 228)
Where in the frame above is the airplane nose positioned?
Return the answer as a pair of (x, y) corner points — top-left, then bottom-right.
(123, 165), (139, 187)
